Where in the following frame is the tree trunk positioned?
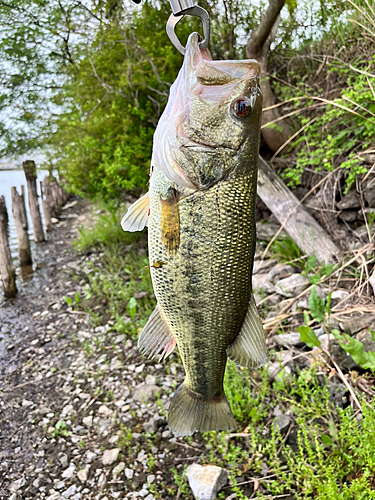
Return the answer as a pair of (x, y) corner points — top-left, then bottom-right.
(0, 196), (17, 297)
(23, 160), (45, 242)
(11, 186), (32, 265)
(246, 0), (290, 152)
(40, 181), (53, 232)
(257, 156), (340, 263)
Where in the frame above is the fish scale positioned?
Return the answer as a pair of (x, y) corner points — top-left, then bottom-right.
(149, 164), (257, 399)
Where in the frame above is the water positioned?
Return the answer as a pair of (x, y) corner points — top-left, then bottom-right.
(0, 169), (49, 264)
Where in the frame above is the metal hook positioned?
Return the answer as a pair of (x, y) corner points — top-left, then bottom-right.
(166, 5), (210, 55)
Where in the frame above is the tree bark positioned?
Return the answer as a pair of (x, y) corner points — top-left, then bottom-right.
(23, 160), (45, 242)
(246, 0), (290, 152)
(11, 186), (32, 265)
(0, 196), (17, 297)
(257, 156), (340, 264)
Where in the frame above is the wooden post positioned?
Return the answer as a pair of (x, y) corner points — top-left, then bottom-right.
(43, 177), (56, 218)
(257, 156), (340, 263)
(11, 186), (32, 265)
(0, 196), (17, 297)
(40, 181), (53, 232)
(23, 160), (45, 242)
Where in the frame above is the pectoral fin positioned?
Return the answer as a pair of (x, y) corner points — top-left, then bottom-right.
(161, 187), (180, 255)
(138, 304), (177, 361)
(227, 295), (267, 369)
(121, 192), (149, 232)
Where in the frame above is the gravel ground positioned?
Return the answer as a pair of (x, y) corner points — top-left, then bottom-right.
(1, 196), (375, 500)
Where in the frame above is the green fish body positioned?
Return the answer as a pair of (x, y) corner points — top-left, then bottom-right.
(122, 33), (267, 436)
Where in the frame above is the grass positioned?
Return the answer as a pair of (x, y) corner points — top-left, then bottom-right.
(71, 208), (375, 499)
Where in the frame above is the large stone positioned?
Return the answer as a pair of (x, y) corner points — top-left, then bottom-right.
(338, 210), (358, 222)
(269, 264), (297, 281)
(356, 329), (375, 353)
(186, 464), (228, 500)
(340, 314), (375, 335)
(274, 274), (309, 298)
(252, 273), (275, 295)
(102, 448), (121, 466)
(273, 332), (302, 348)
(363, 178), (375, 207)
(132, 384), (160, 402)
(337, 191), (361, 210)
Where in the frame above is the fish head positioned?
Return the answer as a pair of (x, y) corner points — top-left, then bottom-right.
(152, 33), (262, 191)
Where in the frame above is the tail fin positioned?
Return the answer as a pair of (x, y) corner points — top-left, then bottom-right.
(168, 383), (237, 437)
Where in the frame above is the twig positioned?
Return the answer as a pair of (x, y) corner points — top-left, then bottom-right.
(321, 349), (362, 410)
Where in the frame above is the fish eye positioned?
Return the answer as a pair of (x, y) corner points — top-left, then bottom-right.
(233, 98), (252, 118)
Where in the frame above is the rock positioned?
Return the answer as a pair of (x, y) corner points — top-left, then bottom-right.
(143, 417), (158, 433)
(162, 430), (173, 439)
(338, 210), (358, 222)
(77, 469), (89, 482)
(82, 416), (93, 427)
(252, 273), (275, 295)
(125, 468), (134, 479)
(356, 329), (375, 352)
(331, 290), (349, 301)
(253, 259), (277, 274)
(318, 334), (359, 370)
(132, 384), (160, 402)
(186, 464), (228, 500)
(62, 465), (75, 479)
(256, 223), (286, 241)
(98, 405), (113, 417)
(102, 448), (121, 466)
(340, 314), (375, 335)
(337, 191), (360, 210)
(110, 358), (122, 371)
(273, 332), (302, 348)
(262, 294), (283, 307)
(364, 154), (375, 164)
(363, 178), (375, 207)
(328, 381), (348, 408)
(370, 270), (375, 297)
(62, 485), (77, 498)
(269, 264), (297, 281)
(274, 274), (309, 298)
(274, 412), (291, 433)
(10, 477), (26, 493)
(113, 462), (125, 476)
(9, 494), (17, 500)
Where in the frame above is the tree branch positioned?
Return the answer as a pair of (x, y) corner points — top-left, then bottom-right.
(246, 0), (285, 59)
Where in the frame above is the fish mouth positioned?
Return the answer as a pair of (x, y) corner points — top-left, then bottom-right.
(181, 140), (236, 154)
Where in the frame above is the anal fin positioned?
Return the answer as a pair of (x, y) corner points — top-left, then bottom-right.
(138, 304), (177, 361)
(121, 192), (149, 232)
(227, 295), (267, 369)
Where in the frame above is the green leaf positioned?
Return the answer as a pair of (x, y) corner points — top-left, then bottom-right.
(298, 326), (321, 348)
(308, 286), (326, 323)
(332, 331), (375, 369)
(64, 296), (73, 306)
(75, 290), (80, 303)
(325, 292), (332, 316)
(321, 434), (333, 446)
(127, 297), (137, 318)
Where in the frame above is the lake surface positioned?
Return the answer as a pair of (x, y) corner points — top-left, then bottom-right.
(0, 170), (48, 263)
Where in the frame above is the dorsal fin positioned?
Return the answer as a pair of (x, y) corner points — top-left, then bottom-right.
(121, 192), (149, 232)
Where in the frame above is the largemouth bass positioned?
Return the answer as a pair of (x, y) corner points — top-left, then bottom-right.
(122, 33), (267, 437)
